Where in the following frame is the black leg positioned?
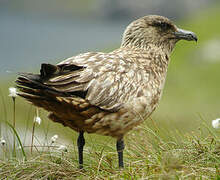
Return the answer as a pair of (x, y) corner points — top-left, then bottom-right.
(116, 138), (125, 168)
(77, 131), (85, 169)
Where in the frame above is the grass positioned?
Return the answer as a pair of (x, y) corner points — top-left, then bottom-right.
(0, 120), (219, 179)
(1, 4), (220, 180)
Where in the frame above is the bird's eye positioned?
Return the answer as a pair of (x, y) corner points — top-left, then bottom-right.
(160, 22), (170, 29)
(153, 22), (172, 31)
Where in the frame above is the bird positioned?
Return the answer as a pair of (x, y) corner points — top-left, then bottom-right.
(16, 15), (197, 169)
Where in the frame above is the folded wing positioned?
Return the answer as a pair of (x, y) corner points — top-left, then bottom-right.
(41, 52), (147, 111)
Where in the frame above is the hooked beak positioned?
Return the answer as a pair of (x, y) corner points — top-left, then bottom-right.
(174, 28), (198, 42)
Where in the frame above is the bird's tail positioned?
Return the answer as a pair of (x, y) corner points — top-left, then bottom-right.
(16, 63), (64, 109)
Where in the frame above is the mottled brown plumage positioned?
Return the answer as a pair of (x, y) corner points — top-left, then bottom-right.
(16, 15), (197, 168)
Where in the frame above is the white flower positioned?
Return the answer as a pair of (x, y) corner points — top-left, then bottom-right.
(9, 87), (17, 98)
(212, 118), (220, 129)
(0, 138), (6, 146)
(34, 116), (41, 125)
(57, 145), (67, 152)
(51, 134), (58, 143)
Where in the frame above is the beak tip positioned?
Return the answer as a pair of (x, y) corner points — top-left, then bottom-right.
(195, 37), (198, 42)
(191, 32), (198, 42)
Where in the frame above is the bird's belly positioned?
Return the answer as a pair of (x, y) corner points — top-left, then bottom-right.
(49, 92), (161, 139)
(86, 94), (160, 138)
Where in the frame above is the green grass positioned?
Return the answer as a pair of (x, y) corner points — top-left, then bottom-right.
(0, 120), (219, 179)
(1, 5), (220, 179)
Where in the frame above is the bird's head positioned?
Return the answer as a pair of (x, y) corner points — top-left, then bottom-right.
(121, 15), (197, 53)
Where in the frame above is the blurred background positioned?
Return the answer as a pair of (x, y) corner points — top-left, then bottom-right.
(0, 0), (220, 147)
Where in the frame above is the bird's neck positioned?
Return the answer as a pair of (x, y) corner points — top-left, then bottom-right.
(117, 46), (171, 80)
(121, 40), (176, 55)
(119, 45), (170, 67)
